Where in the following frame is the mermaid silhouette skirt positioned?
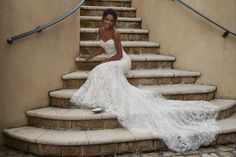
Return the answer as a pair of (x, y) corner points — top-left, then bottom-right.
(70, 41), (221, 152)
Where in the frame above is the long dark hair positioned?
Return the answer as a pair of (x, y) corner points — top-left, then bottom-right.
(102, 9), (118, 26)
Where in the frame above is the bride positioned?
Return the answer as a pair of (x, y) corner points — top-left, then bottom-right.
(70, 9), (221, 152)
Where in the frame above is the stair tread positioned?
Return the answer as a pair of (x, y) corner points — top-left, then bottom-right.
(218, 113), (236, 133)
(81, 6), (136, 11)
(4, 114), (236, 145)
(26, 107), (116, 120)
(80, 28), (149, 33)
(211, 99), (236, 111)
(80, 40), (159, 47)
(139, 84), (216, 95)
(80, 16), (141, 21)
(50, 84), (217, 99)
(76, 54), (175, 62)
(26, 99), (236, 120)
(62, 69), (201, 80)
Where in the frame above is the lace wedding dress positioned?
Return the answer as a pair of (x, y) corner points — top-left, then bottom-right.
(70, 39), (221, 152)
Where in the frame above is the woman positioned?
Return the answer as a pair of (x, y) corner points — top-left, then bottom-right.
(70, 9), (221, 152)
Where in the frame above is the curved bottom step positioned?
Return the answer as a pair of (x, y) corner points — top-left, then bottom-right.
(3, 114), (236, 156)
(25, 99), (236, 130)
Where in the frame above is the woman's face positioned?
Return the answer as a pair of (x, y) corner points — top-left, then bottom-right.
(102, 14), (115, 29)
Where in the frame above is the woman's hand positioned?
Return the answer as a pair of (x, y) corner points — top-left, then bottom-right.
(79, 49), (104, 62)
(101, 59), (108, 64)
(79, 55), (91, 61)
(101, 58), (110, 63)
(101, 56), (110, 63)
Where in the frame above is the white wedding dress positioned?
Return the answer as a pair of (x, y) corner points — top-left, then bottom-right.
(70, 39), (221, 152)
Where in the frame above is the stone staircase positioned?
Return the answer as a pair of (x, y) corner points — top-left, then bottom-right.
(3, 0), (236, 156)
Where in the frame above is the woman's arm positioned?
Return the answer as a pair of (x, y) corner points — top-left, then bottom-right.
(84, 48), (103, 61)
(102, 30), (123, 63)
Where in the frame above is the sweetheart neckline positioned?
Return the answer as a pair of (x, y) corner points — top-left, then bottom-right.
(100, 39), (114, 43)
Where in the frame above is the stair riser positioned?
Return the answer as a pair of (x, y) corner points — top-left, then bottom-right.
(4, 133), (236, 157)
(164, 92), (215, 101)
(28, 117), (120, 131)
(76, 61), (174, 70)
(50, 92), (216, 108)
(4, 136), (166, 157)
(81, 20), (141, 29)
(80, 47), (159, 55)
(63, 77), (198, 89)
(80, 32), (148, 41)
(81, 9), (136, 18)
(217, 105), (236, 120)
(84, 1), (131, 7)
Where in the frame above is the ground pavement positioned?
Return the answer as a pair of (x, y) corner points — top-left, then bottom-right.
(0, 143), (235, 157)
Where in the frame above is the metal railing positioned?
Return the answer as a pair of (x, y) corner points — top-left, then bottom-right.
(174, 0), (236, 38)
(7, 0), (85, 44)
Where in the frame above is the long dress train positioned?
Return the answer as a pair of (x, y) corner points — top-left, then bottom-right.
(70, 39), (221, 152)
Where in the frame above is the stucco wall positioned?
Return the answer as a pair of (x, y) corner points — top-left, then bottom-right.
(0, 0), (80, 145)
(132, 0), (236, 99)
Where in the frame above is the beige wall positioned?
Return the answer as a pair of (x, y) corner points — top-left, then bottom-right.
(132, 0), (236, 99)
(0, 0), (80, 145)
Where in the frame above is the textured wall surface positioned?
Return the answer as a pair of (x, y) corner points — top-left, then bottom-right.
(0, 0), (80, 146)
(132, 0), (236, 98)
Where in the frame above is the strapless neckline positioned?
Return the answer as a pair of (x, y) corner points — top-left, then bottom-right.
(100, 39), (117, 55)
(100, 39), (114, 43)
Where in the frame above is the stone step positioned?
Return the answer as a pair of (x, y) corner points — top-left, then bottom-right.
(26, 107), (120, 130)
(212, 99), (236, 120)
(84, 0), (131, 7)
(25, 99), (236, 130)
(62, 69), (201, 89)
(80, 41), (160, 55)
(49, 84), (217, 108)
(139, 84), (217, 101)
(3, 114), (236, 156)
(76, 54), (175, 70)
(80, 28), (149, 41)
(80, 6), (136, 18)
(80, 16), (142, 29)
(75, 54), (175, 70)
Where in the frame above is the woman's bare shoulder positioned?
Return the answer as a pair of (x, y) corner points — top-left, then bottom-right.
(98, 27), (105, 39)
(113, 28), (120, 34)
(112, 28), (121, 39)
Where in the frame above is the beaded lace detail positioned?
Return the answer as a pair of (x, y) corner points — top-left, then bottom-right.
(100, 39), (117, 55)
(70, 39), (221, 152)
